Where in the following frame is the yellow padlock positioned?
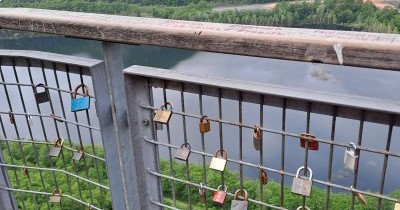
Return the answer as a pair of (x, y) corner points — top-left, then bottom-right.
(153, 102), (173, 124)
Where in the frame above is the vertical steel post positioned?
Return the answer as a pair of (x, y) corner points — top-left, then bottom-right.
(0, 147), (18, 210)
(91, 42), (140, 210)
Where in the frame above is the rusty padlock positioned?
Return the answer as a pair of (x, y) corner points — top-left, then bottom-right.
(253, 125), (261, 151)
(212, 185), (227, 205)
(153, 102), (173, 124)
(351, 186), (367, 205)
(34, 83), (50, 104)
(49, 138), (64, 158)
(199, 116), (211, 133)
(231, 189), (248, 210)
(344, 142), (358, 171)
(209, 149), (228, 172)
(49, 188), (62, 203)
(300, 133), (318, 150)
(291, 166), (313, 197)
(73, 147), (85, 161)
(258, 164), (268, 185)
(394, 198), (400, 210)
(9, 111), (15, 124)
(174, 142), (191, 161)
(199, 183), (206, 203)
(22, 167), (28, 176)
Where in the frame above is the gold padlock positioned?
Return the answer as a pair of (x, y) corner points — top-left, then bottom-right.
(258, 164), (268, 185)
(253, 125), (261, 151)
(49, 188), (62, 203)
(199, 116), (210, 133)
(49, 138), (64, 158)
(351, 186), (367, 205)
(394, 199), (400, 210)
(22, 167), (28, 176)
(153, 102), (173, 124)
(209, 149), (228, 172)
(73, 147), (85, 161)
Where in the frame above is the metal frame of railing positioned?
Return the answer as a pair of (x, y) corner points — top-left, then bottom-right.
(0, 7), (399, 210)
(123, 65), (400, 210)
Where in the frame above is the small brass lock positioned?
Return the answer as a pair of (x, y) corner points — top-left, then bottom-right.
(71, 84), (91, 112)
(34, 83), (50, 104)
(199, 183), (206, 203)
(154, 113), (163, 130)
(300, 133), (319, 150)
(153, 102), (173, 124)
(49, 138), (64, 158)
(9, 111), (15, 124)
(212, 185), (227, 205)
(258, 164), (268, 185)
(351, 186), (367, 205)
(231, 189), (248, 210)
(73, 147), (85, 161)
(253, 125), (261, 151)
(209, 149), (228, 172)
(174, 143), (191, 161)
(344, 142), (358, 171)
(199, 116), (210, 133)
(49, 188), (62, 203)
(394, 199), (400, 210)
(291, 166), (313, 197)
(22, 167), (28, 176)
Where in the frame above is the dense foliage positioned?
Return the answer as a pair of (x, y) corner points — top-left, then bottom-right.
(2, 141), (400, 209)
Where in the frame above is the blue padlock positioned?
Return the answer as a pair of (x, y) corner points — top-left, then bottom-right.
(71, 84), (90, 112)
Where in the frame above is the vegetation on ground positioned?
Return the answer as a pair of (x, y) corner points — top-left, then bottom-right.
(2, 141), (400, 209)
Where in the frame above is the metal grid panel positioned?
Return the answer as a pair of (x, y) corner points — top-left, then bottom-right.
(0, 51), (110, 209)
(124, 65), (400, 210)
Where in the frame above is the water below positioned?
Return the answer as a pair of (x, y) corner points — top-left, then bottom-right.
(1, 35), (400, 194)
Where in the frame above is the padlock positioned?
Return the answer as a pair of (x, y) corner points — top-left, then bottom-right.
(174, 143), (191, 161)
(153, 102), (173, 124)
(27, 113), (33, 126)
(73, 147), (85, 161)
(209, 149), (228, 172)
(199, 116), (210, 133)
(88, 203), (93, 210)
(231, 189), (248, 210)
(49, 138), (64, 158)
(212, 185), (227, 205)
(296, 206), (311, 210)
(199, 183), (206, 203)
(344, 142), (358, 171)
(258, 164), (268, 185)
(253, 125), (261, 151)
(291, 166), (313, 197)
(34, 83), (50, 104)
(22, 167), (28, 176)
(9, 111), (15, 124)
(300, 133), (319, 150)
(49, 188), (62, 203)
(394, 199), (400, 210)
(351, 186), (367, 205)
(71, 84), (91, 112)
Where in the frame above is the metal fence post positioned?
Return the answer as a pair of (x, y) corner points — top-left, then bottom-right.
(0, 147), (18, 210)
(90, 42), (141, 210)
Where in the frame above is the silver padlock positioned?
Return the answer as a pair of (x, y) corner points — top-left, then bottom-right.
(253, 125), (261, 151)
(344, 142), (358, 171)
(174, 143), (191, 161)
(231, 189), (248, 210)
(49, 138), (64, 158)
(73, 147), (85, 161)
(291, 166), (313, 197)
(27, 113), (33, 126)
(49, 188), (62, 203)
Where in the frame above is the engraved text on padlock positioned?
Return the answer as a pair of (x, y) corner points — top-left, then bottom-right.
(174, 143), (191, 161)
(209, 149), (227, 172)
(291, 166), (313, 197)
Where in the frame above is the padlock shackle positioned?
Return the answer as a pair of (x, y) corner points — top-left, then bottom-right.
(348, 142), (357, 151)
(54, 138), (64, 148)
(300, 133), (316, 141)
(200, 115), (209, 122)
(295, 166), (313, 180)
(52, 188), (62, 196)
(160, 102), (173, 111)
(233, 189), (248, 201)
(78, 147), (85, 153)
(33, 83), (46, 93)
(217, 185), (227, 192)
(181, 142), (191, 150)
(296, 206), (311, 210)
(215, 149), (228, 160)
(73, 84), (90, 99)
(254, 125), (261, 138)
